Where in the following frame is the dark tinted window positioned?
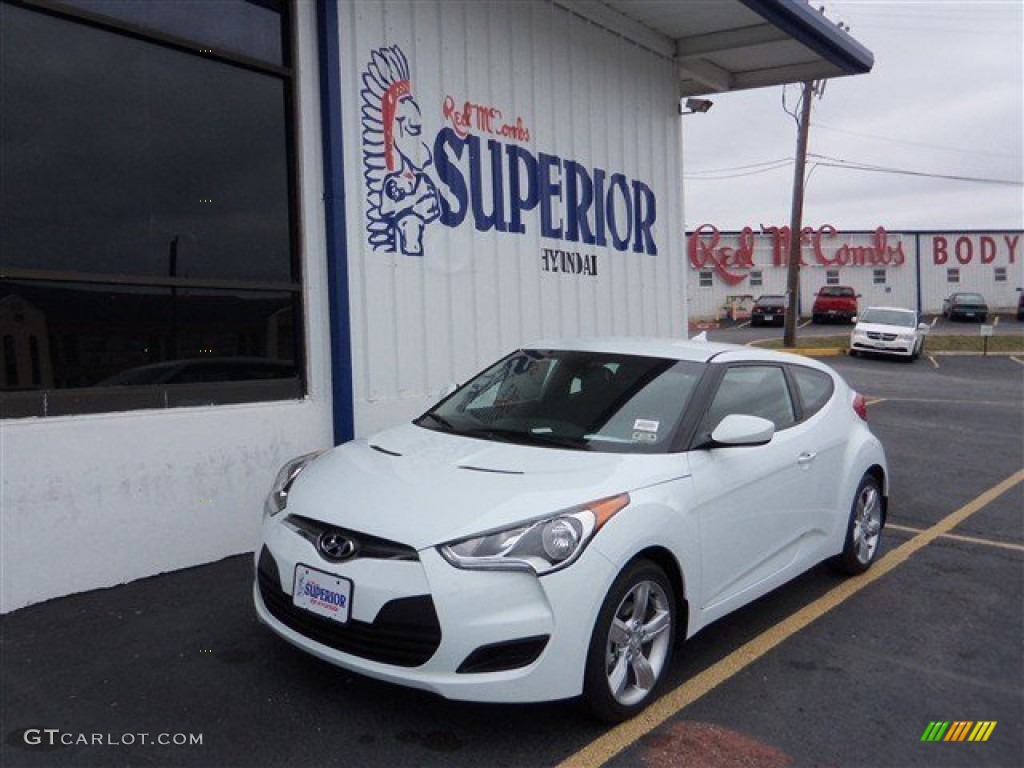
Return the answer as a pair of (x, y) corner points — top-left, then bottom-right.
(2, 4), (292, 280)
(791, 366), (834, 420)
(56, 0), (285, 65)
(0, 2), (301, 418)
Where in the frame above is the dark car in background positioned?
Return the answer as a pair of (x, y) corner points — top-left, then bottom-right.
(941, 292), (988, 322)
(750, 295), (787, 326)
(812, 286), (859, 324)
(1016, 290), (1023, 321)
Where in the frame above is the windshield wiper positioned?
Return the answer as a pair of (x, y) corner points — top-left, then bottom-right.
(416, 412), (455, 431)
(461, 427), (589, 450)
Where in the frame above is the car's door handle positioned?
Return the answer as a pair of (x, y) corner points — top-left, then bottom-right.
(796, 452), (817, 466)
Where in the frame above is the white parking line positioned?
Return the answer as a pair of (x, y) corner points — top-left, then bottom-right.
(799, 319), (812, 328)
(927, 355), (940, 369)
(993, 315), (1001, 326)
(887, 523), (1024, 554)
(930, 316), (939, 327)
(1011, 357), (1024, 366)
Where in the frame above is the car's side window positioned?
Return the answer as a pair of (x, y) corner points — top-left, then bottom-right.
(701, 365), (796, 433)
(791, 366), (834, 420)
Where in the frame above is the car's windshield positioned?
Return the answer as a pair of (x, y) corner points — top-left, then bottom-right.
(416, 350), (706, 453)
(860, 309), (916, 327)
(756, 296), (785, 307)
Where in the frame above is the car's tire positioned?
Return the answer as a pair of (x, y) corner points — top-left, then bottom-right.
(582, 559), (676, 722)
(829, 474), (884, 576)
(848, 348), (857, 357)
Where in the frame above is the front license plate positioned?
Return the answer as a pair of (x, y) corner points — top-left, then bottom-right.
(764, 314), (776, 321)
(293, 564), (352, 624)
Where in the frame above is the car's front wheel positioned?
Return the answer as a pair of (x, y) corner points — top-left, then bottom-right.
(830, 474), (884, 575)
(582, 559), (676, 722)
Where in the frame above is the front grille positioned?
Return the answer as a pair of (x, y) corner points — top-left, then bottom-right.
(866, 332), (898, 341)
(257, 546), (441, 667)
(285, 515), (419, 562)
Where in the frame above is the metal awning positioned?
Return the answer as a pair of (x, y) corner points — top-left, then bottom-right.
(555, 0), (874, 97)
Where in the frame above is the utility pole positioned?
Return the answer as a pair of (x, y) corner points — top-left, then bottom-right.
(783, 80), (814, 348)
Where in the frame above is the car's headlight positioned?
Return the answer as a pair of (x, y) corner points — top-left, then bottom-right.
(263, 450), (327, 519)
(438, 493), (630, 575)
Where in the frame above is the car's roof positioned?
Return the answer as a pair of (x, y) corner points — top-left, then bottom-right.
(524, 336), (831, 370)
(863, 306), (916, 314)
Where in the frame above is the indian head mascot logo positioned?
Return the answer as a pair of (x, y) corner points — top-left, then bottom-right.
(361, 46), (440, 256)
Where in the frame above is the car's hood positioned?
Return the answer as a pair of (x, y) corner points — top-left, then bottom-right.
(284, 423), (689, 549)
(854, 322), (915, 335)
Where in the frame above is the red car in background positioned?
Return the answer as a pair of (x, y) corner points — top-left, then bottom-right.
(812, 286), (859, 324)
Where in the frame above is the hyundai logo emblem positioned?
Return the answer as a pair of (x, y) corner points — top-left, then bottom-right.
(318, 531), (358, 562)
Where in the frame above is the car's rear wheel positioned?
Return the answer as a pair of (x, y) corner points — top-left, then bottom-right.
(582, 559), (675, 722)
(830, 474), (884, 575)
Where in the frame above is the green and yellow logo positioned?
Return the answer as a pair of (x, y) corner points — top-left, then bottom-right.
(921, 721), (997, 742)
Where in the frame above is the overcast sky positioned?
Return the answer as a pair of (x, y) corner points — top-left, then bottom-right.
(682, 0), (1024, 233)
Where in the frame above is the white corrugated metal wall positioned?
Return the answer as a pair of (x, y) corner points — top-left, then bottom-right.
(919, 232), (1023, 312)
(337, 1), (685, 435)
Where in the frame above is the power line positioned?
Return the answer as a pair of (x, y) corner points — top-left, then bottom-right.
(683, 162), (793, 180)
(811, 122), (1022, 158)
(807, 154), (1023, 185)
(684, 158), (793, 176)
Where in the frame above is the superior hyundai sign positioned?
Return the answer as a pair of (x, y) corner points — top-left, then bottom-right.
(335, 0), (686, 430)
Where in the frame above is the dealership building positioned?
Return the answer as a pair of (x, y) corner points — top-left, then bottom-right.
(686, 225), (1024, 321)
(1, 0), (876, 611)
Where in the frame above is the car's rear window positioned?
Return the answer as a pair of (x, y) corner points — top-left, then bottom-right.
(791, 366), (834, 419)
(820, 287), (855, 297)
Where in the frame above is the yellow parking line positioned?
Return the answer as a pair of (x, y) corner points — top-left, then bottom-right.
(556, 469), (1024, 768)
(886, 523), (1024, 553)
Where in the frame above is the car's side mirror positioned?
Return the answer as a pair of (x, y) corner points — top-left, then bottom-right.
(700, 414), (775, 449)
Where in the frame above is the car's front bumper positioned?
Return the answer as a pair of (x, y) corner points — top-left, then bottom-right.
(850, 339), (916, 357)
(254, 519), (617, 703)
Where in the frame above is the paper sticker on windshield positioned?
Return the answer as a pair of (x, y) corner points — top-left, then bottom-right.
(633, 419), (660, 432)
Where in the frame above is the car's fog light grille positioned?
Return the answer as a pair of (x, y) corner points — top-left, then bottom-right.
(257, 546), (441, 667)
(456, 635), (550, 674)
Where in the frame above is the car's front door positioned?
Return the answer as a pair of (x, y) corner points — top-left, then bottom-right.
(687, 364), (821, 621)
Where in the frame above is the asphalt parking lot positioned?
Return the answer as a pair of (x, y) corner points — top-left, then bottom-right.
(2, 353), (1022, 768)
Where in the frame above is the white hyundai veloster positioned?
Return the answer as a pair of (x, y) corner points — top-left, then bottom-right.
(255, 337), (887, 720)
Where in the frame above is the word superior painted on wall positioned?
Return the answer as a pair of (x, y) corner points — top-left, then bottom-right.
(360, 45), (659, 259)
